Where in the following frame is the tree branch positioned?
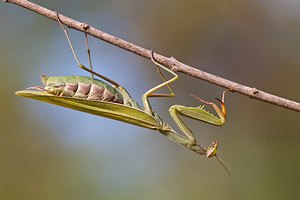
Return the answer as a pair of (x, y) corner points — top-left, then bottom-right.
(3, 0), (300, 112)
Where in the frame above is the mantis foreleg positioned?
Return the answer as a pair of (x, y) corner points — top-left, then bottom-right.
(169, 90), (229, 141)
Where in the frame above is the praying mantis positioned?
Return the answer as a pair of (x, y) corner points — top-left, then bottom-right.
(15, 13), (231, 175)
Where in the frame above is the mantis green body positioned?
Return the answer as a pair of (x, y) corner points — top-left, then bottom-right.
(15, 13), (230, 175)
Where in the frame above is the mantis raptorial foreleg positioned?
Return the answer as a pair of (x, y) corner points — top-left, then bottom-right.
(15, 12), (231, 175)
(169, 90), (229, 142)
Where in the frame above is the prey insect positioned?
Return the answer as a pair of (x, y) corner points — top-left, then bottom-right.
(15, 13), (231, 175)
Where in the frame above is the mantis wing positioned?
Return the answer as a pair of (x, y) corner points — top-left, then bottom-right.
(16, 90), (160, 130)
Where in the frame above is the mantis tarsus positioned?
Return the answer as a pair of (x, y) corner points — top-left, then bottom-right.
(15, 13), (231, 175)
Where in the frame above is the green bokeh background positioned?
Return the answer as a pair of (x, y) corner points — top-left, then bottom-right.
(1, 0), (300, 199)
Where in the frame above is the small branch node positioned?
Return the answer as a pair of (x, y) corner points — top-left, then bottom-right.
(170, 56), (178, 61)
(81, 22), (89, 30)
(252, 88), (259, 94)
(171, 65), (178, 72)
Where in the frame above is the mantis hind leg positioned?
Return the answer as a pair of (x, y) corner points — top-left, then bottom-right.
(142, 51), (178, 113)
(55, 12), (120, 88)
(56, 12), (145, 109)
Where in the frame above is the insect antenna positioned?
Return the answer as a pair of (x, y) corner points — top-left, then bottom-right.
(215, 154), (231, 176)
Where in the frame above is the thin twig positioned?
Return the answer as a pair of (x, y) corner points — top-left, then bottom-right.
(3, 0), (300, 112)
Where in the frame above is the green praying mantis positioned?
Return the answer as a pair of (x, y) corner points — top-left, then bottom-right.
(15, 13), (231, 175)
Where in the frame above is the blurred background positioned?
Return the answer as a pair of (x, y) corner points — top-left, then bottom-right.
(1, 0), (300, 199)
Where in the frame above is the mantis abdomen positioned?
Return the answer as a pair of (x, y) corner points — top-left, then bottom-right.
(39, 75), (124, 104)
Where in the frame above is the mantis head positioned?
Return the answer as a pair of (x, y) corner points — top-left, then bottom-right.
(207, 140), (231, 176)
(207, 140), (218, 158)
